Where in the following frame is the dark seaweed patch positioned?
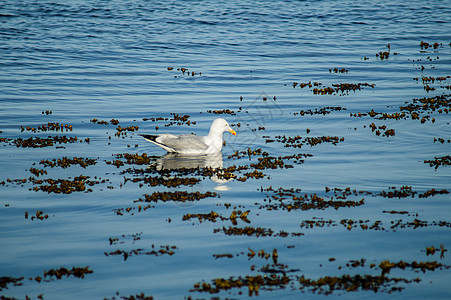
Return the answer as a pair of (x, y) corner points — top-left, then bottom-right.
(424, 156), (451, 169)
(44, 266), (93, 280)
(11, 136), (87, 148)
(106, 292), (153, 300)
(214, 226), (303, 238)
(21, 122), (73, 133)
(293, 106), (346, 116)
(291, 81), (375, 95)
(136, 191), (217, 203)
(298, 274), (418, 294)
(275, 135), (344, 148)
(0, 276), (24, 291)
(39, 157), (97, 169)
(31, 175), (107, 194)
(260, 187), (365, 211)
(105, 245), (177, 261)
(352, 93), (450, 124)
(183, 210), (250, 225)
(191, 274), (290, 296)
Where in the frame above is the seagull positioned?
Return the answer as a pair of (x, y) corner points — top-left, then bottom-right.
(141, 118), (236, 154)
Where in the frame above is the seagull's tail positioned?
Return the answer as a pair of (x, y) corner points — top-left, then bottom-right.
(140, 134), (158, 142)
(140, 134), (175, 153)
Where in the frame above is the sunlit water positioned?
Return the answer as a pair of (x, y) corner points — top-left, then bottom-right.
(1, 0), (450, 299)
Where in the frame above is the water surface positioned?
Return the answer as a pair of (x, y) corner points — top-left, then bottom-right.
(1, 0), (450, 299)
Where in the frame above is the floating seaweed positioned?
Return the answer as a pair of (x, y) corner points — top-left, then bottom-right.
(105, 245), (177, 260)
(424, 156), (451, 169)
(191, 274), (290, 296)
(377, 186), (417, 198)
(168, 66), (201, 77)
(124, 175), (200, 188)
(104, 245), (178, 260)
(300, 217), (451, 232)
(44, 266), (93, 280)
(329, 68), (349, 73)
(260, 187), (365, 211)
(111, 153), (153, 165)
(419, 41), (442, 49)
(423, 245), (447, 258)
(11, 136), (86, 148)
(379, 260), (448, 275)
(207, 109), (236, 115)
(21, 122), (73, 133)
(115, 125), (139, 137)
(214, 226), (303, 238)
(26, 210), (49, 221)
(142, 113), (196, 128)
(298, 274), (419, 295)
(136, 191), (218, 203)
(30, 175), (107, 194)
(39, 157), (97, 169)
(290, 81), (374, 95)
(0, 276), (24, 291)
(183, 210), (250, 225)
(106, 292), (153, 300)
(275, 135), (344, 148)
(293, 106), (346, 116)
(29, 167), (47, 177)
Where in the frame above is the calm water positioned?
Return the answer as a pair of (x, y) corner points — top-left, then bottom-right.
(1, 0), (450, 299)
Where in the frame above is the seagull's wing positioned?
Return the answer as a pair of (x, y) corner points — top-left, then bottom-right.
(142, 133), (208, 153)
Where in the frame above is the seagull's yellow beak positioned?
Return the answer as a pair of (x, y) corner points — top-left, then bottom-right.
(229, 128), (236, 136)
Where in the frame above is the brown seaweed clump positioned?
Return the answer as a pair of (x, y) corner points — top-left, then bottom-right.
(425, 245), (448, 258)
(105, 292), (153, 300)
(39, 157), (97, 169)
(377, 186), (417, 198)
(291, 81), (374, 95)
(44, 266), (93, 280)
(26, 210), (49, 221)
(424, 156), (451, 169)
(112, 153), (152, 165)
(379, 260), (448, 275)
(125, 175), (200, 188)
(183, 210), (250, 224)
(21, 122), (73, 133)
(207, 109), (236, 115)
(298, 274), (419, 295)
(12, 136), (84, 148)
(368, 123), (395, 137)
(136, 191), (217, 203)
(351, 93), (450, 124)
(105, 245), (177, 261)
(299, 217), (451, 232)
(313, 83), (375, 95)
(329, 68), (349, 73)
(192, 274), (290, 296)
(260, 187), (365, 211)
(168, 67), (201, 77)
(293, 106), (346, 116)
(376, 186), (449, 199)
(276, 135), (344, 148)
(214, 226), (303, 238)
(31, 175), (107, 194)
(419, 41), (442, 49)
(0, 276), (24, 291)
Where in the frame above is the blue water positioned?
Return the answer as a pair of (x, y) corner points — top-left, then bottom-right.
(1, 0), (451, 299)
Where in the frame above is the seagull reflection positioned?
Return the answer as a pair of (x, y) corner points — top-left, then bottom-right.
(152, 152), (234, 191)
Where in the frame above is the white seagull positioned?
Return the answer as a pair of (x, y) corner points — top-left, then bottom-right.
(141, 118), (236, 154)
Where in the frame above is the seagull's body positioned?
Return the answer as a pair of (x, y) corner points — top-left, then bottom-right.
(141, 118), (236, 154)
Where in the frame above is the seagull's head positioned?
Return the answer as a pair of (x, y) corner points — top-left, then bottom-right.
(211, 118), (236, 136)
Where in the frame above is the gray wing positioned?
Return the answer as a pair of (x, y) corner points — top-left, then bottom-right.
(156, 134), (208, 152)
